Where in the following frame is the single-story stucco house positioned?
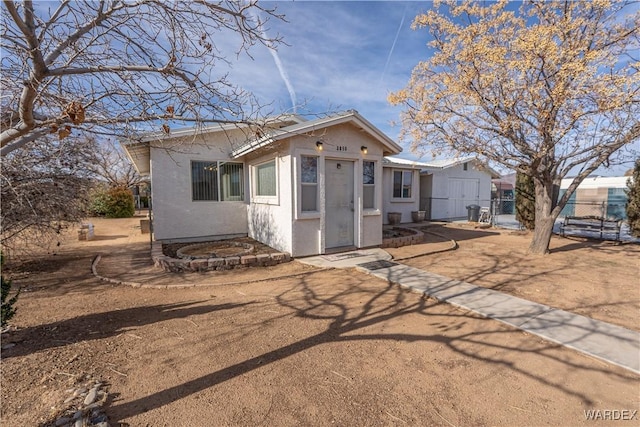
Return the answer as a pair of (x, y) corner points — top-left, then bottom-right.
(123, 110), (498, 257)
(125, 111), (404, 257)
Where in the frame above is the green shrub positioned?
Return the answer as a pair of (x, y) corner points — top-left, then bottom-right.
(89, 187), (111, 216)
(88, 186), (135, 218)
(1, 254), (20, 327)
(515, 172), (536, 230)
(105, 186), (135, 218)
(625, 159), (640, 237)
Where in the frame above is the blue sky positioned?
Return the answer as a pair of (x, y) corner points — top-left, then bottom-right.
(12, 1), (634, 175)
(220, 1), (432, 154)
(213, 1), (637, 176)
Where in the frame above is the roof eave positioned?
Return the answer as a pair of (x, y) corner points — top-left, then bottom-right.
(231, 111), (402, 158)
(230, 135), (278, 158)
(121, 140), (151, 175)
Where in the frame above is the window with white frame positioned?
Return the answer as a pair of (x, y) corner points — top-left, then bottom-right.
(363, 161), (375, 209)
(255, 159), (277, 197)
(191, 160), (244, 202)
(301, 156), (318, 211)
(393, 170), (413, 199)
(220, 162), (244, 201)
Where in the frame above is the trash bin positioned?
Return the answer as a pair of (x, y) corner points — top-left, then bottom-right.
(466, 204), (480, 222)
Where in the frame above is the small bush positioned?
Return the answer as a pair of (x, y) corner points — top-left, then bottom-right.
(89, 187), (111, 216)
(105, 187), (135, 218)
(88, 186), (135, 218)
(1, 254), (20, 327)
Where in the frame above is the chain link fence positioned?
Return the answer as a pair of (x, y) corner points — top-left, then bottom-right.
(490, 200), (629, 231)
(420, 197), (629, 231)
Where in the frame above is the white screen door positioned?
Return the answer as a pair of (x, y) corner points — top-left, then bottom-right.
(325, 159), (354, 249)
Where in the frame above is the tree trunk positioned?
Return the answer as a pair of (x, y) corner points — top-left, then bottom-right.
(528, 178), (557, 254)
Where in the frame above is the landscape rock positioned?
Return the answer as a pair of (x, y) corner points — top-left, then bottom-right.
(55, 417), (71, 426)
(83, 388), (98, 405)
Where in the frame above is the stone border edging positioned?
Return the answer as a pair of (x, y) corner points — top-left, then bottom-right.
(151, 241), (291, 273)
(380, 227), (424, 248)
(92, 255), (143, 288)
(91, 253), (330, 290)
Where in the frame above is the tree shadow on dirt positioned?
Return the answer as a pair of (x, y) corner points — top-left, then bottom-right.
(550, 238), (639, 254)
(418, 224), (501, 242)
(87, 235), (130, 241)
(2, 301), (252, 359)
(401, 249), (639, 331)
(105, 271), (636, 423)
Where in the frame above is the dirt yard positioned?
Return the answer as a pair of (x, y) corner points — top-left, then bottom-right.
(1, 217), (638, 426)
(385, 224), (640, 332)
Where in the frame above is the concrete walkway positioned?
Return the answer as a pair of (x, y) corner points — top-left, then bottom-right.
(299, 249), (640, 375)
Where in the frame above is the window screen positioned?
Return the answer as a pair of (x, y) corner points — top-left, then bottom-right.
(256, 160), (277, 196)
(301, 156), (318, 211)
(363, 161), (375, 209)
(192, 161), (219, 201)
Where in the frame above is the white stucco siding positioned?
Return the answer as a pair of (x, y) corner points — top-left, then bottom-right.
(150, 136), (248, 241)
(428, 162), (492, 220)
(247, 203), (292, 254)
(290, 123), (385, 255)
(382, 167), (420, 224)
(246, 148), (293, 254)
(291, 219), (322, 256)
(361, 214), (383, 246)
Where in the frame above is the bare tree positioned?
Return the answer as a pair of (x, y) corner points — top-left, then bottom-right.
(85, 138), (142, 188)
(390, 0), (639, 254)
(1, 135), (96, 251)
(1, 0), (285, 156)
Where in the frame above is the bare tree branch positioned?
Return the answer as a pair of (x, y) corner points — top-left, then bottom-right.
(1, 0), (286, 154)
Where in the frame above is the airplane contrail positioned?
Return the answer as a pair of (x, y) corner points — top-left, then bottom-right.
(249, 8), (297, 113)
(381, 6), (407, 84)
(266, 43), (297, 113)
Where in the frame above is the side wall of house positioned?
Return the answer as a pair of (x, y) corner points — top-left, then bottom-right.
(429, 162), (492, 220)
(246, 143), (293, 254)
(150, 133), (249, 241)
(382, 167), (420, 224)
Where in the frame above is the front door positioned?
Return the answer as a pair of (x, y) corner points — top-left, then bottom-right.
(325, 159), (354, 249)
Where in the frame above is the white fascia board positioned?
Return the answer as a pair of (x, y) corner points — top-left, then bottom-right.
(137, 114), (306, 144)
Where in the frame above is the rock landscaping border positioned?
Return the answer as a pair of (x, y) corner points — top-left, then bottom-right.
(380, 227), (424, 248)
(151, 241), (291, 273)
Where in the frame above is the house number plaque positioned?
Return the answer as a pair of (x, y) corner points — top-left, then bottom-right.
(336, 145), (347, 151)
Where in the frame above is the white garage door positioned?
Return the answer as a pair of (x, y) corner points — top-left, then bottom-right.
(448, 178), (479, 218)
